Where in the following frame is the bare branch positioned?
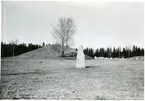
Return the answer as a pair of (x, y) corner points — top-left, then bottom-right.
(51, 17), (76, 56)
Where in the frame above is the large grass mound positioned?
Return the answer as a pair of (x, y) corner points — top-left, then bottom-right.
(3, 44), (93, 60)
(14, 45), (77, 60)
(8, 45), (92, 60)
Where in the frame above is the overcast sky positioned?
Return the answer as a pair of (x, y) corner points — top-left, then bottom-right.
(1, 1), (144, 49)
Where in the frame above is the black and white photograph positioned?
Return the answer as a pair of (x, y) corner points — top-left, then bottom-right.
(1, 1), (144, 100)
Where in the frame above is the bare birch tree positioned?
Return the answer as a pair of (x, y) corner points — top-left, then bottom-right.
(10, 39), (18, 66)
(10, 39), (18, 57)
(51, 17), (76, 57)
(118, 46), (121, 58)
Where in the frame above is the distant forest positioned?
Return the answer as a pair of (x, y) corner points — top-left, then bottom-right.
(84, 46), (144, 58)
(1, 42), (48, 57)
(1, 42), (144, 58)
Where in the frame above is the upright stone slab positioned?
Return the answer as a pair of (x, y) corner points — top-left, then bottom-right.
(76, 45), (85, 68)
(94, 56), (97, 60)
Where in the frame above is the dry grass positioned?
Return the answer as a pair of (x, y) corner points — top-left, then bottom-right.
(1, 58), (144, 100)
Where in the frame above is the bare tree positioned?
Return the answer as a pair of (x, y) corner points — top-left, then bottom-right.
(118, 46), (121, 58)
(51, 17), (76, 57)
(126, 45), (131, 58)
(10, 39), (18, 58)
(127, 45), (131, 58)
(9, 39), (18, 66)
(108, 46), (112, 58)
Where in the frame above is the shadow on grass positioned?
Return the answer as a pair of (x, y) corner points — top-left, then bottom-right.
(95, 95), (106, 100)
(65, 65), (100, 70)
(85, 65), (100, 68)
(2, 66), (100, 76)
(1, 71), (55, 76)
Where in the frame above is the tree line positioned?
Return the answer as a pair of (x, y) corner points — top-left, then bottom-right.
(1, 42), (49, 57)
(83, 46), (144, 58)
(1, 42), (144, 58)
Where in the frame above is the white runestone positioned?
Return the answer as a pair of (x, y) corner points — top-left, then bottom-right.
(76, 45), (85, 68)
(94, 56), (97, 59)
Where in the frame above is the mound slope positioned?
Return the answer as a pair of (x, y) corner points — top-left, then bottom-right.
(2, 45), (92, 60)
(15, 45), (76, 60)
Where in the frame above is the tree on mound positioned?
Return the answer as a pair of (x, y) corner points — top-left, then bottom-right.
(51, 17), (76, 57)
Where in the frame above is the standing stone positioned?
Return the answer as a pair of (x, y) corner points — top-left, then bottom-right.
(76, 45), (85, 68)
(94, 56), (97, 60)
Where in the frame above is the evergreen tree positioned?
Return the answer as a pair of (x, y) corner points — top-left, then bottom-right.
(100, 48), (104, 57)
(94, 49), (99, 57)
(42, 42), (45, 46)
(1, 42), (43, 57)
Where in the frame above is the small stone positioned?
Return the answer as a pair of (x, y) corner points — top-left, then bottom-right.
(72, 91), (75, 93)
(77, 98), (81, 100)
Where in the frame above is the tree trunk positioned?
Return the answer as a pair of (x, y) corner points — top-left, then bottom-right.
(61, 51), (64, 57)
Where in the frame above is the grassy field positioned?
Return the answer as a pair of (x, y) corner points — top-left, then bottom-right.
(0, 58), (144, 100)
